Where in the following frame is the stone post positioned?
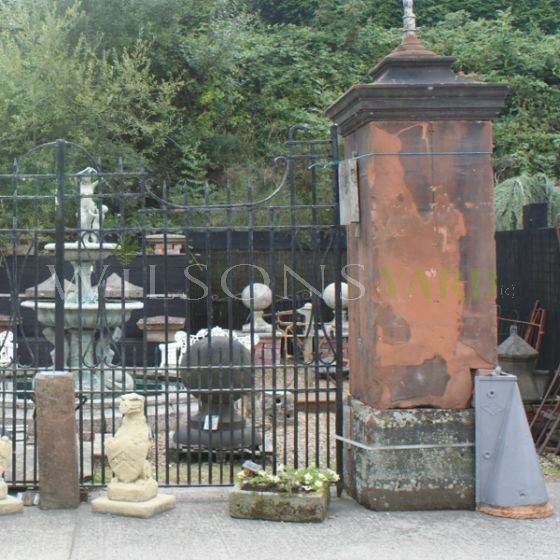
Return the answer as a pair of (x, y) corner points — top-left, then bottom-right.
(35, 371), (80, 509)
(327, 35), (507, 509)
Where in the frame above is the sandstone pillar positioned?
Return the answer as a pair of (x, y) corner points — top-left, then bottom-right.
(35, 371), (80, 509)
(327, 35), (507, 509)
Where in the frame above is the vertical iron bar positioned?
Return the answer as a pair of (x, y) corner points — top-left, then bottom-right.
(54, 140), (66, 371)
(330, 125), (345, 496)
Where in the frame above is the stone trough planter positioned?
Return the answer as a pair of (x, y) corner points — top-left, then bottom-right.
(228, 484), (330, 523)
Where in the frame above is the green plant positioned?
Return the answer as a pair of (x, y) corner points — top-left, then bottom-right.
(494, 173), (560, 231)
(236, 463), (339, 493)
(113, 234), (140, 266)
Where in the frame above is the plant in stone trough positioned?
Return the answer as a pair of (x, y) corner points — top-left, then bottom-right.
(236, 461), (339, 494)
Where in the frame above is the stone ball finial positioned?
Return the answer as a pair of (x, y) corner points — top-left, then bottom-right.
(322, 282), (348, 310)
(241, 283), (272, 311)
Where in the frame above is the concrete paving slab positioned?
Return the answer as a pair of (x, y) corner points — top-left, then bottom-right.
(0, 483), (558, 560)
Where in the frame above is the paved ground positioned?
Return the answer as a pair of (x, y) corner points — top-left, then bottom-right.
(2, 484), (559, 560)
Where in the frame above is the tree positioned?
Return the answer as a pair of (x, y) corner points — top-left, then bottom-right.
(422, 11), (560, 179)
(0, 0), (182, 174)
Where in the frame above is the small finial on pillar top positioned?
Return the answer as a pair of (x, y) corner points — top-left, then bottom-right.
(403, 0), (416, 39)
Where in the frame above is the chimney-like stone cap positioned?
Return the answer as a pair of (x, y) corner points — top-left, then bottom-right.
(327, 39), (508, 136)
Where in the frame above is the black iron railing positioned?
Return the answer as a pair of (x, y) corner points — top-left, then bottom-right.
(0, 126), (345, 490)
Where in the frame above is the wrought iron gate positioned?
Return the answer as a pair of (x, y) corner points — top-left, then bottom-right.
(0, 125), (345, 490)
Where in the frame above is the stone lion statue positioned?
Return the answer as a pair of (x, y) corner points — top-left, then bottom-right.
(106, 393), (153, 484)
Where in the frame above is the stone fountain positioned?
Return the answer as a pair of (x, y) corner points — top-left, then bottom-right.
(21, 167), (143, 391)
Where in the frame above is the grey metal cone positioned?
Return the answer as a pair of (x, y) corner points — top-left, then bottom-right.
(475, 371), (552, 517)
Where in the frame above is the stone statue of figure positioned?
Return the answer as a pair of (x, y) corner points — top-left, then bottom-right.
(106, 393), (153, 485)
(77, 167), (108, 244)
(0, 331), (15, 367)
(403, 0), (416, 35)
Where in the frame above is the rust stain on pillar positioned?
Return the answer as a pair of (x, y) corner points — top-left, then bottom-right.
(327, 38), (508, 410)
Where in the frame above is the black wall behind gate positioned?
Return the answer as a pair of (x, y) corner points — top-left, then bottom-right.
(496, 228), (560, 371)
(1, 231), (346, 367)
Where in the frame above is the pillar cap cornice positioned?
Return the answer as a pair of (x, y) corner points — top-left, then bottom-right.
(327, 41), (508, 136)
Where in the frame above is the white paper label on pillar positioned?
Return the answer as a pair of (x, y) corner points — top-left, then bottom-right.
(203, 415), (220, 431)
(338, 159), (360, 225)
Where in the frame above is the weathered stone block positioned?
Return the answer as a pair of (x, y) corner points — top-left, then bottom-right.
(229, 485), (329, 522)
(344, 397), (474, 510)
(34, 371), (80, 509)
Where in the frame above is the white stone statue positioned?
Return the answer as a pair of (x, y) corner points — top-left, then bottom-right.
(0, 331), (15, 367)
(78, 167), (108, 244)
(91, 393), (176, 517)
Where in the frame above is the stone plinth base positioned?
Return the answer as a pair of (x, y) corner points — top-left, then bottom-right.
(0, 495), (23, 516)
(107, 479), (158, 502)
(91, 493), (176, 518)
(344, 397), (474, 510)
(229, 485), (329, 522)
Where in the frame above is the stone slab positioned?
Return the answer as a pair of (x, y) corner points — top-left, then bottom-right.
(0, 495), (23, 515)
(229, 485), (329, 522)
(344, 397), (474, 510)
(107, 479), (158, 502)
(91, 493), (176, 518)
(35, 372), (80, 509)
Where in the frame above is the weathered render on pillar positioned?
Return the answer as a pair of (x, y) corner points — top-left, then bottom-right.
(327, 37), (508, 410)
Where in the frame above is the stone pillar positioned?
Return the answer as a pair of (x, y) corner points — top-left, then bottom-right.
(35, 371), (80, 509)
(327, 36), (507, 509)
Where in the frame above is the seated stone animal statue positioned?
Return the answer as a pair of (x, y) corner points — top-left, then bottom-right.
(105, 393), (156, 501)
(91, 393), (175, 516)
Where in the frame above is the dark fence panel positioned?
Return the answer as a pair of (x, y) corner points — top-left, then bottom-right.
(0, 129), (346, 491)
(496, 228), (560, 371)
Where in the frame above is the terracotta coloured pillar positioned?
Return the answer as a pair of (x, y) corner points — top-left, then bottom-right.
(327, 36), (507, 509)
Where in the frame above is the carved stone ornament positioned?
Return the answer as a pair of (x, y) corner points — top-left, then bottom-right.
(106, 393), (152, 484)
(92, 393), (176, 517)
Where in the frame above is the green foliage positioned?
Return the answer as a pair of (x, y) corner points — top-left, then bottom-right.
(113, 234), (141, 267)
(422, 11), (560, 179)
(0, 0), (559, 225)
(367, 1), (559, 33)
(495, 173), (560, 231)
(0, 0), (182, 174)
